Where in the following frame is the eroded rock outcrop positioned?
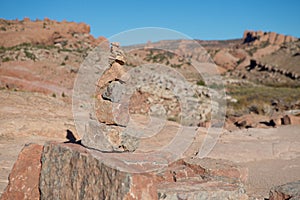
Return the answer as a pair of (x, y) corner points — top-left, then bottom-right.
(243, 30), (297, 46)
(0, 18), (105, 49)
(248, 59), (300, 81)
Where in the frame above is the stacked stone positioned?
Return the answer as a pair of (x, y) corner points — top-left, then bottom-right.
(81, 42), (139, 152)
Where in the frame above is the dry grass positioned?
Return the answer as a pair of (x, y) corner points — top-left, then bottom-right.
(227, 85), (300, 116)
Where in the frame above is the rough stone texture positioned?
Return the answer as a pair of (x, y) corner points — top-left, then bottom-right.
(83, 42), (133, 152)
(97, 62), (126, 89)
(187, 158), (248, 184)
(123, 65), (213, 126)
(269, 180), (300, 200)
(81, 119), (139, 152)
(95, 95), (129, 126)
(1, 144), (43, 200)
(102, 81), (126, 103)
(39, 142), (248, 200)
(39, 142), (132, 200)
(157, 181), (248, 200)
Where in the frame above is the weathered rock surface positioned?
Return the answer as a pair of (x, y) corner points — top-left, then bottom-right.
(157, 181), (248, 200)
(95, 95), (129, 126)
(269, 180), (300, 200)
(97, 62), (126, 89)
(82, 42), (135, 152)
(38, 142), (248, 200)
(81, 119), (138, 152)
(1, 144), (43, 200)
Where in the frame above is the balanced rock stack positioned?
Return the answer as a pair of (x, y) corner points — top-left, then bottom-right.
(81, 42), (139, 152)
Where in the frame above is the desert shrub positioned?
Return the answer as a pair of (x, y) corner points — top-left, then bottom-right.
(196, 79), (206, 86)
(227, 85), (300, 116)
(24, 50), (36, 61)
(2, 57), (11, 62)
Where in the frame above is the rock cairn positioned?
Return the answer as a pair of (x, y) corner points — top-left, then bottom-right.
(81, 42), (139, 152)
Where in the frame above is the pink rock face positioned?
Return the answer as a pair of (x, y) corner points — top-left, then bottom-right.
(275, 34), (285, 45)
(269, 32), (277, 44)
(1, 144), (43, 200)
(242, 30), (297, 46)
(0, 18), (105, 48)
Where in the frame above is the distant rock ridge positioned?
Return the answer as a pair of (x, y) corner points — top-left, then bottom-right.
(248, 59), (300, 80)
(0, 18), (106, 49)
(243, 30), (298, 45)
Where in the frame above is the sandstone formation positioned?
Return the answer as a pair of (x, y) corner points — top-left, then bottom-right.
(243, 30), (297, 46)
(0, 18), (105, 48)
(269, 180), (300, 200)
(248, 58), (300, 81)
(0, 18), (107, 96)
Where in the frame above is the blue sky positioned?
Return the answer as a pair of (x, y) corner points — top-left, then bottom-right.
(1, 0), (299, 43)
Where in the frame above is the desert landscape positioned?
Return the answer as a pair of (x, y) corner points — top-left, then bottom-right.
(0, 18), (300, 200)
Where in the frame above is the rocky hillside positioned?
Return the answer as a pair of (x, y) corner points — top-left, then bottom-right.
(0, 18), (107, 96)
(0, 18), (105, 49)
(125, 31), (300, 86)
(243, 30), (297, 45)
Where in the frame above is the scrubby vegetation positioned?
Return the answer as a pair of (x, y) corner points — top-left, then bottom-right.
(227, 85), (300, 116)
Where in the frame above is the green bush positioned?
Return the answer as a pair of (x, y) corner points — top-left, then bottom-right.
(24, 50), (36, 61)
(2, 57), (11, 62)
(196, 80), (206, 86)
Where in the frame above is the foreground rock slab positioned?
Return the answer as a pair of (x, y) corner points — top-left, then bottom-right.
(1, 143), (43, 200)
(39, 142), (248, 200)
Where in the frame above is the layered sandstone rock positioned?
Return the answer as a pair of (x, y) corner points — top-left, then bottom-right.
(243, 30), (297, 46)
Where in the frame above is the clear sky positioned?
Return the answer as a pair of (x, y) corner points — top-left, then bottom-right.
(1, 0), (299, 42)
